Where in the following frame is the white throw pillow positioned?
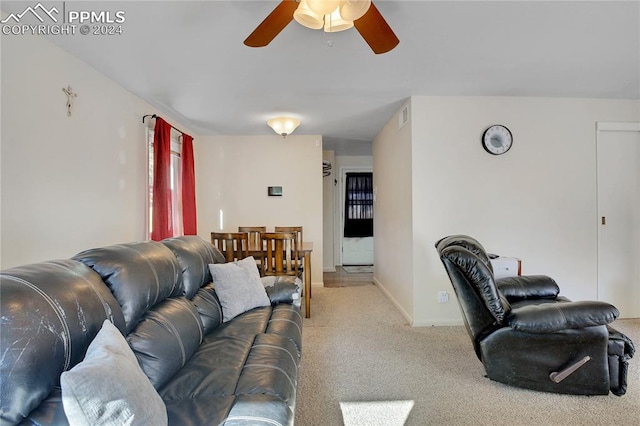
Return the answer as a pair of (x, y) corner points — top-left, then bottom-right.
(209, 261), (271, 322)
(61, 320), (168, 426)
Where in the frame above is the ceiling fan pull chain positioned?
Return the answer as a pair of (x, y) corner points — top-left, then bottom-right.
(324, 15), (335, 47)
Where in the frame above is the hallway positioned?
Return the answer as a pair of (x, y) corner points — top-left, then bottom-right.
(324, 266), (373, 288)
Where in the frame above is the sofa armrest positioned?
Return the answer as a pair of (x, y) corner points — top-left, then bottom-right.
(507, 301), (619, 333)
(263, 277), (300, 305)
(496, 275), (560, 301)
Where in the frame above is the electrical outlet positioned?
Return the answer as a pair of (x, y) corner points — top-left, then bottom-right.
(438, 291), (449, 303)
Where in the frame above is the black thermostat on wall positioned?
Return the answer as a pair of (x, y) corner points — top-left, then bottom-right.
(268, 186), (282, 196)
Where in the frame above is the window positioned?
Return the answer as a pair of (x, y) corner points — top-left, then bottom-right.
(148, 130), (183, 238)
(344, 172), (373, 238)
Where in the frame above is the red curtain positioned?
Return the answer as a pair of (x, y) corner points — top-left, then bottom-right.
(151, 118), (173, 241)
(181, 134), (197, 235)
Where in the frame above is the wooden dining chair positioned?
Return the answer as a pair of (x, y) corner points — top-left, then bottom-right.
(210, 232), (249, 263)
(275, 226), (305, 276)
(260, 232), (300, 278)
(274, 226), (303, 247)
(238, 226), (266, 252)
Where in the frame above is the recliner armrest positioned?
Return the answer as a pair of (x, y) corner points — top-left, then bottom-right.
(507, 301), (619, 333)
(496, 275), (559, 301)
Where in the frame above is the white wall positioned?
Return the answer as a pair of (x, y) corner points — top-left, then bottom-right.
(0, 32), (196, 268)
(335, 155), (373, 170)
(194, 135), (324, 285)
(373, 100), (414, 322)
(410, 96), (640, 326)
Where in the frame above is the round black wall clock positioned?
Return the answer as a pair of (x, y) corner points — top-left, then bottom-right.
(482, 125), (513, 155)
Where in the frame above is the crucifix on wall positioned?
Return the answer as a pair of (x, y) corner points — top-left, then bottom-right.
(62, 85), (77, 117)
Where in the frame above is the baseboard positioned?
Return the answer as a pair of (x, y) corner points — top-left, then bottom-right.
(373, 277), (414, 326)
(373, 277), (464, 327)
(323, 266), (336, 272)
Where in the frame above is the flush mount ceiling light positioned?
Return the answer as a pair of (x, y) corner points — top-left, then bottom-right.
(267, 116), (301, 137)
(244, 0), (399, 54)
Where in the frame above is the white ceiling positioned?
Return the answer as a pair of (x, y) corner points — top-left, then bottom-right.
(4, 1), (639, 154)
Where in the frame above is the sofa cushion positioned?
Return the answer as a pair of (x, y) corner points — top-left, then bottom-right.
(74, 241), (183, 332)
(60, 320), (167, 426)
(165, 396), (236, 426)
(266, 304), (303, 357)
(162, 236), (224, 299)
(191, 283), (223, 335)
(209, 262), (270, 322)
(205, 306), (272, 342)
(507, 301), (619, 333)
(225, 394), (294, 426)
(235, 333), (299, 409)
(127, 298), (204, 390)
(0, 260), (125, 425)
(496, 275), (560, 301)
(161, 333), (298, 424)
(160, 335), (255, 400)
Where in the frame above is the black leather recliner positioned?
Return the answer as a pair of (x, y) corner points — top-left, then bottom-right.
(435, 235), (635, 396)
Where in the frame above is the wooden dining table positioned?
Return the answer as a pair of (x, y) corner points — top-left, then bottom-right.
(298, 242), (313, 318)
(249, 242), (313, 318)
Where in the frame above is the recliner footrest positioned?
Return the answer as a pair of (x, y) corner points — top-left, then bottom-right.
(607, 325), (635, 396)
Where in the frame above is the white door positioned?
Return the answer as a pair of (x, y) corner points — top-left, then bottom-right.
(341, 169), (374, 265)
(342, 236), (374, 265)
(597, 123), (640, 318)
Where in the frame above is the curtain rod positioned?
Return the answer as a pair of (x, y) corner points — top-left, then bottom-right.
(142, 114), (189, 137)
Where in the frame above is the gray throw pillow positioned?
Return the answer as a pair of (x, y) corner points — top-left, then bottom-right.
(236, 256), (262, 279)
(60, 320), (167, 426)
(209, 262), (270, 322)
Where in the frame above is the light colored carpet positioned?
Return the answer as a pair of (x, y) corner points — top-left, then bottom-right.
(296, 284), (640, 426)
(342, 265), (374, 274)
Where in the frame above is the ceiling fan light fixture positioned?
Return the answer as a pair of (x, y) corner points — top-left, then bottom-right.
(324, 8), (354, 33)
(267, 116), (301, 137)
(307, 0), (339, 16)
(339, 0), (371, 21)
(294, 0), (324, 30)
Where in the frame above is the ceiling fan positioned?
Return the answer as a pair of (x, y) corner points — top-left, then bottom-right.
(244, 0), (399, 54)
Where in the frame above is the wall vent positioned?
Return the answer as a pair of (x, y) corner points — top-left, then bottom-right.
(398, 104), (409, 129)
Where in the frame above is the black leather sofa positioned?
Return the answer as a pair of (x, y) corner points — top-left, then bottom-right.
(0, 236), (302, 425)
(436, 235), (634, 396)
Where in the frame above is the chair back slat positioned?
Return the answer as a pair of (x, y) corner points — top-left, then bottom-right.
(261, 232), (299, 277)
(275, 226), (303, 247)
(238, 226), (266, 251)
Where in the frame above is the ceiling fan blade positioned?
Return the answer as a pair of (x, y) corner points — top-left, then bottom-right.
(354, 2), (399, 54)
(244, 1), (299, 47)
